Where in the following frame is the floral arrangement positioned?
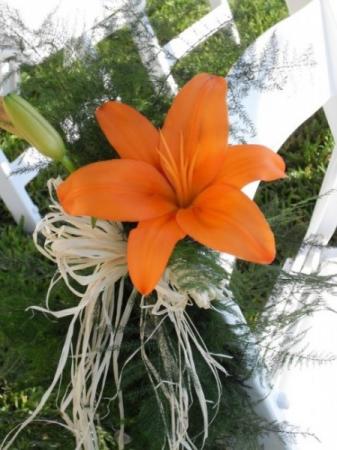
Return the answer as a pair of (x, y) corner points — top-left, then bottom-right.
(0, 73), (285, 450)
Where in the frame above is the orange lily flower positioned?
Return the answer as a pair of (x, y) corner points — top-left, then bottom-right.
(57, 73), (286, 295)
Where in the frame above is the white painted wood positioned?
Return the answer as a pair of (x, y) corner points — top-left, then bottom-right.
(286, 0), (312, 14)
(10, 147), (51, 187)
(0, 0), (239, 92)
(163, 2), (240, 67)
(0, 51), (20, 96)
(246, 1), (337, 447)
(209, 0), (240, 45)
(124, 6), (179, 95)
(0, 149), (42, 232)
(222, 1), (337, 447)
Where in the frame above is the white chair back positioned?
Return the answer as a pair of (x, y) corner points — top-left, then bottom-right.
(236, 1), (337, 447)
(221, 1), (337, 448)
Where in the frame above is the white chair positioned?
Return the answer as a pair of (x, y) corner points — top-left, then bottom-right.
(207, 0), (337, 450)
(259, 1), (337, 448)
(222, 0), (337, 447)
(0, 0), (240, 232)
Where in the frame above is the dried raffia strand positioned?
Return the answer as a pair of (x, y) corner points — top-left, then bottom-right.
(141, 273), (232, 450)
(1, 179), (130, 450)
(1, 179), (231, 450)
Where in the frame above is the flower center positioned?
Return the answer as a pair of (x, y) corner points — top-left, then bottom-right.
(158, 131), (199, 208)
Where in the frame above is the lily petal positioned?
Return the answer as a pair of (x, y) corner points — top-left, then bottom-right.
(57, 159), (177, 221)
(160, 73), (228, 193)
(216, 145), (286, 189)
(96, 101), (161, 169)
(128, 214), (185, 295)
(176, 184), (275, 264)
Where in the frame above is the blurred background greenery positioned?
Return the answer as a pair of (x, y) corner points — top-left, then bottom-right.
(0, 0), (333, 448)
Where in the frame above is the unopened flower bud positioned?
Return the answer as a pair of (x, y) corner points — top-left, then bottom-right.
(0, 96), (20, 136)
(3, 93), (68, 164)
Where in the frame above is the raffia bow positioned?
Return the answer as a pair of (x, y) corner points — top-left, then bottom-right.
(2, 178), (231, 450)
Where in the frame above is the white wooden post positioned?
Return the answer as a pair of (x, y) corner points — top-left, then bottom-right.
(0, 148), (49, 232)
(162, 0), (240, 71)
(100, 0), (240, 96)
(62, 0), (240, 96)
(209, 0), (240, 45)
(126, 0), (179, 95)
(0, 50), (20, 95)
(218, 0), (337, 447)
(245, 1), (337, 447)
(285, 0), (337, 247)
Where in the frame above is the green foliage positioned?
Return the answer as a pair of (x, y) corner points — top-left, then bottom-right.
(169, 239), (228, 293)
(231, 0), (288, 42)
(148, 0), (209, 44)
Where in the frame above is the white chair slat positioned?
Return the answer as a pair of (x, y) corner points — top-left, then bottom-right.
(215, 1), (337, 447)
(10, 148), (51, 187)
(254, 2), (337, 447)
(163, 3), (238, 67)
(0, 149), (41, 231)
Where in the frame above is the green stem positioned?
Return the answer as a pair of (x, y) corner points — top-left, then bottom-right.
(91, 217), (97, 228)
(60, 154), (76, 173)
(0, 120), (25, 139)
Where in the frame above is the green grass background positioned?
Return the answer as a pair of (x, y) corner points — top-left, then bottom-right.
(0, 0), (333, 447)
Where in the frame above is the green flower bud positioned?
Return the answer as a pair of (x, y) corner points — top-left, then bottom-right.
(3, 93), (67, 162)
(0, 96), (21, 136)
